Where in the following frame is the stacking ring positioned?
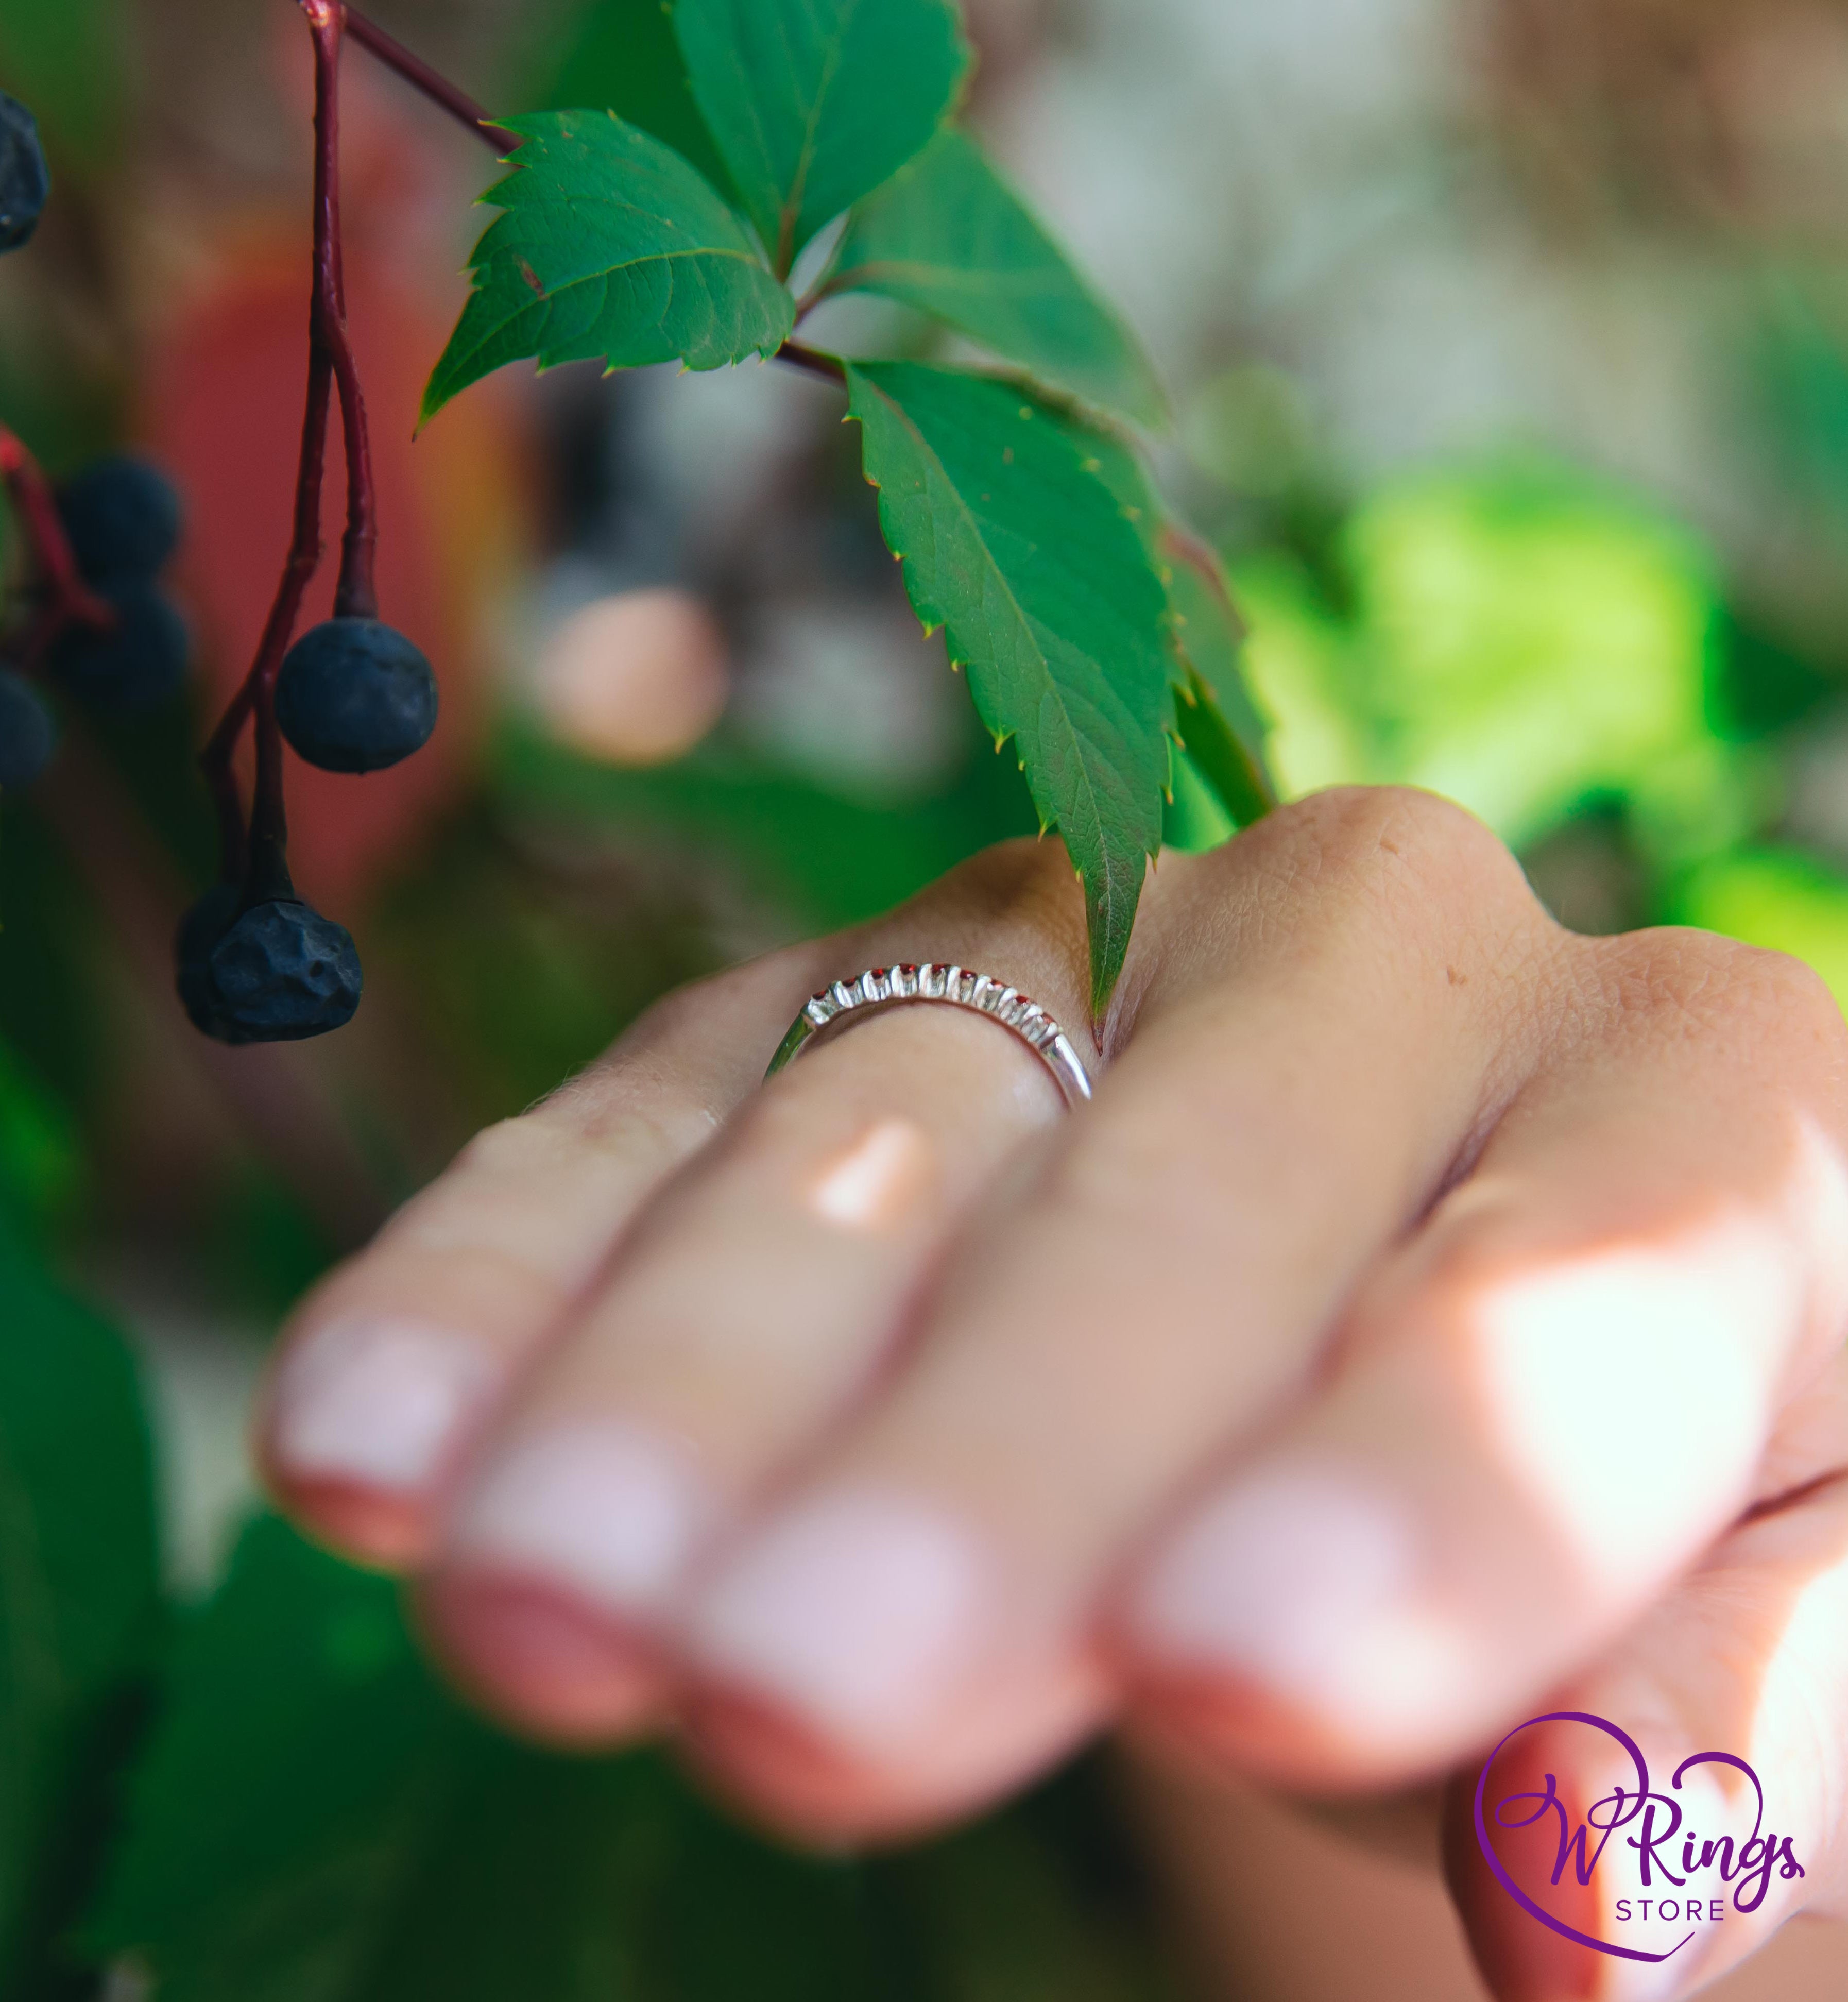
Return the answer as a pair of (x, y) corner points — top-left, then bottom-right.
(766, 964), (1093, 1107)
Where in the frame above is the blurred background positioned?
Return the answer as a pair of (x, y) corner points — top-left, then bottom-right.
(7, 0), (1848, 1988)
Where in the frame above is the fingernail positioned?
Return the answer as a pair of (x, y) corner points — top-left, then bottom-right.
(418, 1570), (666, 1743)
(686, 1486), (994, 1754)
(1126, 1465), (1470, 1741)
(269, 1317), (498, 1494)
(447, 1420), (712, 1625)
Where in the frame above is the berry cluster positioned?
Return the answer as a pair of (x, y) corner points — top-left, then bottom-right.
(0, 451), (190, 788)
(54, 457), (191, 708)
(176, 2), (444, 1046)
(0, 93), (123, 796)
(4, 6), (474, 1045)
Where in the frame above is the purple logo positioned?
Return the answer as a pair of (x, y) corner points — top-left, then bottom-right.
(1473, 1711), (1804, 1962)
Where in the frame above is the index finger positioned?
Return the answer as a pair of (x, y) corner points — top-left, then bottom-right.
(257, 945), (832, 1566)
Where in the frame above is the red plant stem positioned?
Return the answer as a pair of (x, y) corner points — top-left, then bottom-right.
(309, 7), (379, 620)
(776, 340), (849, 386)
(202, 354), (334, 879)
(345, 5), (520, 154)
(0, 426), (118, 653)
(202, 3), (362, 887)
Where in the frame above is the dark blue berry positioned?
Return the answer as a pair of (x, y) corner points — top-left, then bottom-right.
(0, 667), (55, 789)
(51, 581), (190, 711)
(58, 456), (183, 583)
(175, 882), (242, 1039)
(276, 618), (438, 774)
(207, 899), (362, 1043)
(0, 95), (48, 253)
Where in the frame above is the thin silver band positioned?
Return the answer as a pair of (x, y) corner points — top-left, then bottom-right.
(766, 964), (1093, 1107)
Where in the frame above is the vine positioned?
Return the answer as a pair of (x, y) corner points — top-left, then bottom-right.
(0, 0), (1278, 1045)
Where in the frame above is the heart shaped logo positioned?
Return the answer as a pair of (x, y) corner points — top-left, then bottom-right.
(1473, 1711), (1805, 1962)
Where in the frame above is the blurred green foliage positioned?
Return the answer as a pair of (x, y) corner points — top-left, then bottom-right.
(88, 1517), (1174, 2002)
(0, 0), (126, 170)
(0, 1207), (157, 2001)
(1672, 848), (1848, 1009)
(1240, 456), (1737, 851)
(0, 1033), (82, 1224)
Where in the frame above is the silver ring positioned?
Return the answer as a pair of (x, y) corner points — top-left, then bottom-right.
(766, 964), (1093, 1107)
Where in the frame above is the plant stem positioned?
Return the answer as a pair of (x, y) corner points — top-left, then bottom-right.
(0, 426), (119, 660)
(776, 340), (849, 386)
(202, 350), (333, 884)
(313, 9), (379, 620)
(204, 3), (363, 890)
(345, 5), (520, 153)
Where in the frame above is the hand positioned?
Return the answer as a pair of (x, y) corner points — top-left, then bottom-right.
(258, 787), (1848, 2000)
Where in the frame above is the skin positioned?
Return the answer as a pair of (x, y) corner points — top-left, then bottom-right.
(258, 787), (1848, 2000)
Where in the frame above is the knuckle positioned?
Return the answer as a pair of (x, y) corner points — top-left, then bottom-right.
(616, 964), (736, 1053)
(449, 1114), (552, 1180)
(862, 836), (1090, 989)
(1242, 785), (1539, 925)
(548, 1076), (717, 1159)
(1161, 788), (1553, 1010)
(940, 837), (1088, 941)
(1590, 927), (1848, 1062)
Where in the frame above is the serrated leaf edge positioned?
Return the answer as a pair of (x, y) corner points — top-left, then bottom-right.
(843, 367), (1161, 1012)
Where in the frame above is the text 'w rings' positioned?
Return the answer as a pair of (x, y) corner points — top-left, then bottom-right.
(765, 965), (1094, 1107)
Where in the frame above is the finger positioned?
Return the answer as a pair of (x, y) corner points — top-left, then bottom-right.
(1118, 928), (1848, 1795)
(1446, 1351), (1848, 2001)
(415, 842), (1096, 1741)
(670, 789), (1554, 1841)
(258, 945), (834, 1567)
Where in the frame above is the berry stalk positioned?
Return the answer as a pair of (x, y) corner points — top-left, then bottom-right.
(203, 0), (373, 883)
(316, 6), (379, 624)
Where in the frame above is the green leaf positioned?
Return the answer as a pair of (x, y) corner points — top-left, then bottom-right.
(1172, 669), (1273, 835)
(91, 1521), (1180, 2001)
(88, 1520), (914, 2001)
(830, 128), (1165, 428)
(523, 0), (739, 203)
(844, 360), (1172, 1014)
(672, 0), (970, 276)
(84, 1518), (443, 1990)
(422, 110), (794, 423)
(1022, 395), (1278, 834)
(1162, 734), (1237, 855)
(0, 1208), (159, 1997)
(1162, 533), (1276, 825)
